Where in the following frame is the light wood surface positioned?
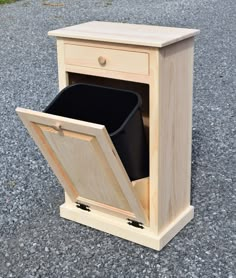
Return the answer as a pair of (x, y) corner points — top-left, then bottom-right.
(57, 38), (68, 91)
(48, 21), (199, 48)
(148, 49), (160, 233)
(65, 64), (150, 84)
(157, 38), (194, 233)
(64, 43), (149, 75)
(16, 108), (148, 224)
(59, 39), (151, 84)
(132, 178), (149, 218)
(40, 125), (132, 210)
(60, 202), (194, 251)
(64, 38), (152, 53)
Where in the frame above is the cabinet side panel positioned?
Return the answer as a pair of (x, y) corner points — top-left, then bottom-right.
(158, 38), (194, 233)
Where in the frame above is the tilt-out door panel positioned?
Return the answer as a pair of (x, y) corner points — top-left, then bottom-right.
(16, 108), (148, 224)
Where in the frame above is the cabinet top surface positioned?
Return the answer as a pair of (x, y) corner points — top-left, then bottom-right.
(48, 21), (200, 48)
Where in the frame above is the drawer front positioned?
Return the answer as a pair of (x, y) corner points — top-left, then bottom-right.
(64, 44), (149, 75)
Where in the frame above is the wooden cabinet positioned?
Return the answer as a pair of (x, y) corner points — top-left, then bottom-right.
(16, 21), (199, 250)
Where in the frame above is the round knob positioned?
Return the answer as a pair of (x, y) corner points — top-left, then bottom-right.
(98, 56), (106, 66)
(52, 123), (62, 132)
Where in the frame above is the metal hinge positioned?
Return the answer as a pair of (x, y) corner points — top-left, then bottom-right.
(76, 202), (90, 212)
(127, 219), (144, 229)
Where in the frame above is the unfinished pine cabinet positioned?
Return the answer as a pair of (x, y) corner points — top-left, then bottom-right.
(16, 21), (200, 250)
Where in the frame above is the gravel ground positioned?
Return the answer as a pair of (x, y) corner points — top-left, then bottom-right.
(0, 0), (235, 277)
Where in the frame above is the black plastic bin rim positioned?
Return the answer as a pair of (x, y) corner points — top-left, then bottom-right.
(44, 83), (143, 137)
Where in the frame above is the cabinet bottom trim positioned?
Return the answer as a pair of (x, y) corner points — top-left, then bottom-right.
(60, 203), (194, 250)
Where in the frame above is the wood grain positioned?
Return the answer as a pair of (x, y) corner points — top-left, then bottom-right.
(157, 38), (194, 233)
(56, 38), (68, 91)
(64, 43), (149, 75)
(148, 49), (160, 233)
(49, 21), (199, 48)
(16, 108), (148, 223)
(60, 202), (194, 251)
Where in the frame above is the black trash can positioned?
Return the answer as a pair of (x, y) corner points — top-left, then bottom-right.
(44, 83), (149, 181)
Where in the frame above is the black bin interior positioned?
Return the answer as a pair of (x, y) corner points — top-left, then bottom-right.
(44, 83), (149, 181)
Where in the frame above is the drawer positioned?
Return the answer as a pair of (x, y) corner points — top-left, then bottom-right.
(64, 44), (149, 75)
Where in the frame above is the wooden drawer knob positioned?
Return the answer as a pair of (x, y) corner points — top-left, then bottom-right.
(52, 123), (62, 132)
(98, 56), (106, 66)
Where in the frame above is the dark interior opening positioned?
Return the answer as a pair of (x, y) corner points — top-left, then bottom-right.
(68, 73), (150, 144)
(44, 83), (141, 135)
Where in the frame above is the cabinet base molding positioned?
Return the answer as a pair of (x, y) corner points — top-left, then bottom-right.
(60, 203), (194, 251)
